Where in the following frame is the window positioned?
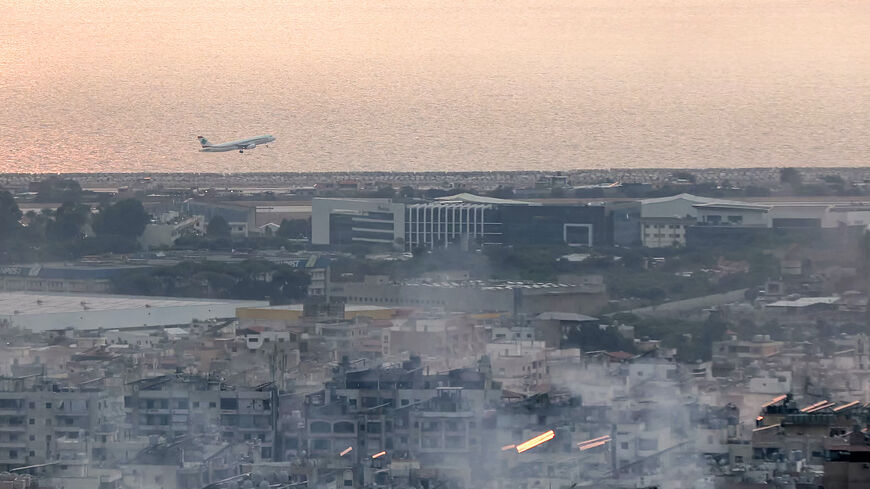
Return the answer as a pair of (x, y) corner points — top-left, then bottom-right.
(446, 436), (463, 449)
(29, 418), (34, 425)
(45, 402), (52, 409)
(313, 439), (329, 450)
(310, 421), (331, 434)
(9, 450), (17, 459)
(193, 402), (200, 408)
(638, 439), (658, 451)
(220, 398), (238, 410)
(209, 402), (216, 408)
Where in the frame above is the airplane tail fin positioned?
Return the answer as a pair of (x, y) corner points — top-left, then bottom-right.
(197, 136), (212, 148)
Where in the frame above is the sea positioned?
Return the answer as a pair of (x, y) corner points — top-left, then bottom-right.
(1, 0), (868, 174)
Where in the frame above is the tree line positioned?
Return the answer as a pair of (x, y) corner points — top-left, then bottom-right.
(0, 186), (150, 263)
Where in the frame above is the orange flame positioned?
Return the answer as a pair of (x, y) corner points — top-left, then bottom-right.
(577, 435), (611, 448)
(516, 430), (555, 453)
(501, 444), (516, 451)
(372, 451), (386, 459)
(579, 440), (609, 451)
(340, 446), (353, 456)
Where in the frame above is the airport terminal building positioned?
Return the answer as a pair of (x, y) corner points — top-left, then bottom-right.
(311, 194), (607, 250)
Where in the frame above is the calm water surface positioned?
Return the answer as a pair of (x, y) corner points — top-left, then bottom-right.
(0, 0), (868, 173)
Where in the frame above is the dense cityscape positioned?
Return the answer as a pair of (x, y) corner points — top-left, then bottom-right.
(1, 168), (869, 488)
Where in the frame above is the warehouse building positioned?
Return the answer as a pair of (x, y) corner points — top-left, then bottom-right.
(0, 292), (267, 332)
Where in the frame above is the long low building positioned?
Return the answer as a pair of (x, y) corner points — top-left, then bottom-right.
(311, 194), (608, 250)
(327, 277), (608, 316)
(0, 292), (268, 332)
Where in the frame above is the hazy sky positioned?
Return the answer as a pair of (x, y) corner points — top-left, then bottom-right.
(1, 0), (869, 173)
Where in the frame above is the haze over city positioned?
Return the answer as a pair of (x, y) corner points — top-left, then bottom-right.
(5, 2), (870, 489)
(1, 0), (869, 173)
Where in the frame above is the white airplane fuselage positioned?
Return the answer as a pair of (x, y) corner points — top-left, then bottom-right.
(198, 135), (275, 152)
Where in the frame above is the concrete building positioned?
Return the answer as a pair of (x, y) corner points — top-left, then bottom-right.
(0, 263), (151, 294)
(328, 278), (608, 316)
(312, 194), (608, 250)
(311, 198), (405, 247)
(0, 292), (267, 332)
(182, 200), (312, 238)
(638, 193), (716, 248)
(138, 215), (204, 250)
(236, 303), (398, 328)
(0, 376), (124, 472)
(124, 373), (279, 461)
(824, 431), (870, 489)
(693, 202), (771, 227)
(486, 340), (549, 393)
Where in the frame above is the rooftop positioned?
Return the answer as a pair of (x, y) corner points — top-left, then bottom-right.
(243, 304), (395, 312)
(0, 292), (257, 316)
(534, 312), (598, 322)
(766, 296), (840, 308)
(434, 193), (538, 206)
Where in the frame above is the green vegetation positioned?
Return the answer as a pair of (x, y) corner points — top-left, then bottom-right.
(206, 215), (231, 238)
(0, 188), (151, 263)
(111, 259), (310, 303)
(606, 314), (729, 363)
(276, 218), (311, 239)
(33, 177), (84, 203)
(93, 198), (150, 239)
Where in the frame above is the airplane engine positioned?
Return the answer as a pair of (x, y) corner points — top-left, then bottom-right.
(244, 144), (257, 150)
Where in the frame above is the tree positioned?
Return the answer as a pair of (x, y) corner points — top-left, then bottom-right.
(34, 177), (83, 203)
(46, 202), (90, 242)
(488, 186), (515, 199)
(779, 167), (802, 188)
(368, 186), (396, 198)
(276, 218), (310, 239)
(671, 171), (697, 183)
(207, 215), (231, 238)
(94, 199), (149, 238)
(0, 190), (22, 239)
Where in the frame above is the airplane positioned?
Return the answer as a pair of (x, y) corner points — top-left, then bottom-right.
(197, 135), (275, 153)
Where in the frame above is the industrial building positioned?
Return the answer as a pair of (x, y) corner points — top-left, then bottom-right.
(0, 263), (151, 294)
(0, 292), (267, 332)
(327, 276), (608, 316)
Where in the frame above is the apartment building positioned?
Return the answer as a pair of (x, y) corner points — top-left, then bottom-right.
(123, 373), (279, 461)
(0, 377), (123, 471)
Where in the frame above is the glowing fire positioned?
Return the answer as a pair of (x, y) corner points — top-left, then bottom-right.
(340, 447), (353, 456)
(577, 435), (611, 451)
(516, 430), (555, 453)
(372, 451), (387, 459)
(501, 444), (516, 451)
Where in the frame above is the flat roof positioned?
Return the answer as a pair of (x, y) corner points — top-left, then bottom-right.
(693, 202), (770, 211)
(434, 193), (537, 206)
(241, 304), (394, 312)
(0, 292), (258, 316)
(766, 297), (839, 308)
